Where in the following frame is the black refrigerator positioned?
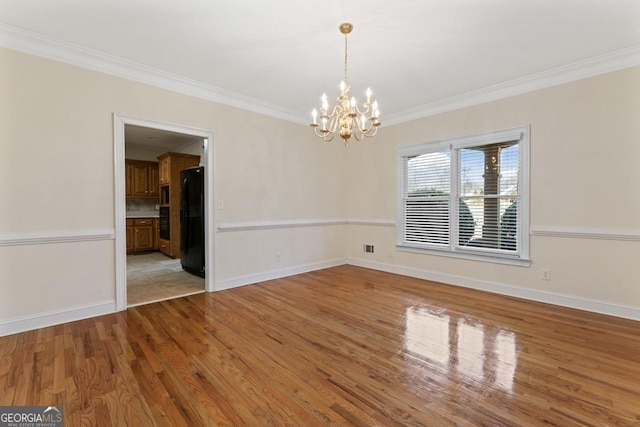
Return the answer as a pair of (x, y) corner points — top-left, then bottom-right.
(180, 166), (205, 277)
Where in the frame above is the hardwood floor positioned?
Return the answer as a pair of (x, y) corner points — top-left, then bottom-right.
(1, 265), (639, 426)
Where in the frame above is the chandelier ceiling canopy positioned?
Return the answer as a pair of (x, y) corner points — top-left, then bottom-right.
(310, 23), (380, 145)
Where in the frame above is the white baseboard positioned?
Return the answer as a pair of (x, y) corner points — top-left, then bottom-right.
(347, 257), (640, 322)
(215, 258), (348, 291)
(0, 300), (116, 337)
(4, 256), (637, 338)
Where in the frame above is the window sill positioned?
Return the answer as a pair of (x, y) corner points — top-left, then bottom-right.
(396, 244), (532, 267)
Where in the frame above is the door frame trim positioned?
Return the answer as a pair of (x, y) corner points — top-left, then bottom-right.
(113, 114), (215, 311)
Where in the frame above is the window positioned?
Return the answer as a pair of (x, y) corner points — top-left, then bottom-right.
(397, 126), (530, 265)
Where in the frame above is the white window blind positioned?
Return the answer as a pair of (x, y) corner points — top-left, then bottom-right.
(397, 127), (530, 264)
(403, 150), (451, 246)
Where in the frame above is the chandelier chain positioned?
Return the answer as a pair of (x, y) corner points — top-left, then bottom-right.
(344, 32), (348, 84)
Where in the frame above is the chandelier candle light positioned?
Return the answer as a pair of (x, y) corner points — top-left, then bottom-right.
(310, 22), (380, 144)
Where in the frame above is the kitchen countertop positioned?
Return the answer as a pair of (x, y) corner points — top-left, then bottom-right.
(126, 211), (160, 219)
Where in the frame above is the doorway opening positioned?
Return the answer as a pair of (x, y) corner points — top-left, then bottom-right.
(114, 115), (215, 310)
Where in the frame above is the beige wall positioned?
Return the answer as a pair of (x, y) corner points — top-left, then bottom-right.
(1, 46), (638, 332)
(0, 47), (346, 326)
(345, 67), (640, 309)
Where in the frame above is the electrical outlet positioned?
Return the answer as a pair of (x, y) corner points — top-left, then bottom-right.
(541, 268), (551, 281)
(275, 251), (282, 262)
(217, 200), (224, 210)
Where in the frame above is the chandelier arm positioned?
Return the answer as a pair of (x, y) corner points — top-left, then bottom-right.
(358, 118), (373, 136)
(358, 118), (378, 138)
(365, 125), (379, 138)
(328, 114), (340, 133)
(329, 104), (342, 119)
(353, 104), (370, 116)
(313, 126), (330, 140)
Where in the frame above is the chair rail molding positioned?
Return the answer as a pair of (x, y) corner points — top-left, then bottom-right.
(217, 219), (347, 232)
(216, 218), (396, 232)
(530, 226), (640, 241)
(0, 229), (115, 247)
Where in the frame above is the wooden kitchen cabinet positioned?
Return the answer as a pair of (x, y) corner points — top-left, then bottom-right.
(130, 162), (149, 197)
(125, 163), (134, 196)
(154, 218), (159, 250)
(125, 160), (159, 198)
(148, 166), (159, 197)
(158, 238), (171, 256)
(134, 223), (154, 251)
(126, 218), (156, 252)
(158, 156), (170, 185)
(126, 219), (134, 252)
(156, 152), (200, 258)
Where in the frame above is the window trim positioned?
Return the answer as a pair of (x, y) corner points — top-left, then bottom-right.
(397, 126), (531, 266)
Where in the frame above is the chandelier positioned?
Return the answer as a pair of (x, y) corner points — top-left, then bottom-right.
(310, 23), (381, 144)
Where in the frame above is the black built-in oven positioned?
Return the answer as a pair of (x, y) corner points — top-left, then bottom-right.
(159, 207), (170, 239)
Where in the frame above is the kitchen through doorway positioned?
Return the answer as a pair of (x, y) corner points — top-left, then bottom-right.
(124, 124), (206, 307)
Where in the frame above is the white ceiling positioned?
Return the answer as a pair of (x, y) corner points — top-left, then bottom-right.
(1, 0), (639, 124)
(124, 125), (203, 151)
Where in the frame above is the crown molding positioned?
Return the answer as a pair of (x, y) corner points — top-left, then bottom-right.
(0, 23), (308, 124)
(2, 23), (638, 127)
(384, 44), (640, 126)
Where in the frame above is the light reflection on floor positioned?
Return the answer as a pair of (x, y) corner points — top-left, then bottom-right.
(457, 319), (485, 380)
(404, 306), (517, 392)
(405, 308), (450, 365)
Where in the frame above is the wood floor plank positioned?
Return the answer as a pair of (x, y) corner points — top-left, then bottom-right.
(1, 265), (639, 426)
